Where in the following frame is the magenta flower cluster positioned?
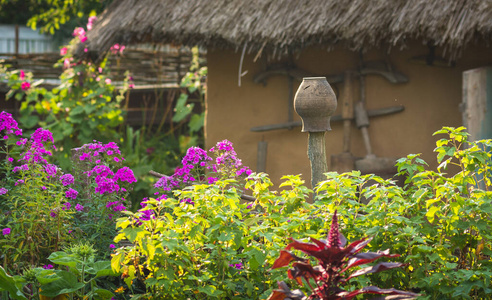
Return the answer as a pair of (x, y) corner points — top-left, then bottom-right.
(19, 128), (55, 164)
(88, 164), (136, 195)
(74, 141), (137, 217)
(45, 164), (58, 178)
(210, 140), (252, 177)
(229, 262), (244, 270)
(0, 111), (22, 139)
(153, 140), (252, 195)
(76, 141), (123, 164)
(65, 188), (78, 200)
(60, 174), (75, 186)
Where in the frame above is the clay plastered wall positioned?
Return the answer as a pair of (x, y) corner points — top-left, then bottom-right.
(206, 42), (492, 187)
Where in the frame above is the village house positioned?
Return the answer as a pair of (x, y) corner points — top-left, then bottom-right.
(76, 0), (492, 186)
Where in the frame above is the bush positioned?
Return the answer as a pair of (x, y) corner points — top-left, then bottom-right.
(0, 111), (136, 300)
(112, 127), (492, 299)
(315, 127), (492, 299)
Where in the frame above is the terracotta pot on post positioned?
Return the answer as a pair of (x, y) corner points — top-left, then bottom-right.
(294, 77), (337, 191)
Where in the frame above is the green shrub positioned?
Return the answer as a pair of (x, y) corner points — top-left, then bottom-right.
(112, 127), (492, 300)
(316, 127), (492, 299)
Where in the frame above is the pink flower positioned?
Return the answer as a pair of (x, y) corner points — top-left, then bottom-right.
(80, 36), (88, 43)
(84, 48), (88, 53)
(75, 203), (84, 211)
(21, 82), (30, 91)
(110, 43), (125, 54)
(60, 47), (67, 56)
(105, 78), (112, 85)
(87, 16), (97, 31)
(109, 244), (116, 249)
(73, 27), (85, 37)
(19, 70), (25, 80)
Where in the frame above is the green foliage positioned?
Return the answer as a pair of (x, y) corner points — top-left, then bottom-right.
(2, 47), (130, 169)
(174, 46), (207, 142)
(0, 0), (110, 36)
(112, 174), (330, 299)
(0, 243), (117, 300)
(0, 138), (76, 272)
(315, 127), (492, 299)
(111, 127), (492, 299)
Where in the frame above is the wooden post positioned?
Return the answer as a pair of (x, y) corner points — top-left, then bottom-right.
(308, 132), (328, 188)
(256, 140), (268, 172)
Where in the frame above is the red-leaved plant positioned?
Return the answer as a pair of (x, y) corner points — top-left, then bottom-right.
(268, 211), (419, 300)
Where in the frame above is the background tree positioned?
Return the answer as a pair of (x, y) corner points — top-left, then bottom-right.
(0, 0), (111, 42)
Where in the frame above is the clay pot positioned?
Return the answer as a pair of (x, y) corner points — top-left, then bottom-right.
(294, 77), (337, 132)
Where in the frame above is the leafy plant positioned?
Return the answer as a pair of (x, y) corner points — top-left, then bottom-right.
(0, 242), (117, 300)
(1, 21), (130, 169)
(315, 127), (492, 299)
(0, 119), (77, 271)
(268, 210), (418, 300)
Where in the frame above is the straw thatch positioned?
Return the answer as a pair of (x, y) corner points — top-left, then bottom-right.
(75, 0), (492, 61)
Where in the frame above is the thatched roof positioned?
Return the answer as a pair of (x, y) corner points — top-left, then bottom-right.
(75, 0), (492, 61)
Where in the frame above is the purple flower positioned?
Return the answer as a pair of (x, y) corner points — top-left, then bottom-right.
(15, 179), (24, 186)
(0, 111), (22, 137)
(115, 167), (137, 183)
(7, 157), (13, 163)
(95, 177), (119, 194)
(138, 209), (154, 221)
(109, 244), (116, 249)
(0, 187), (8, 195)
(75, 203), (84, 211)
(156, 194), (168, 201)
(229, 262), (243, 270)
(43, 264), (54, 269)
(79, 152), (90, 161)
(44, 164), (58, 177)
(41, 186), (47, 190)
(207, 177), (218, 184)
(18, 128), (54, 164)
(50, 211), (57, 218)
(60, 174), (75, 186)
(2, 228), (11, 235)
(113, 204), (126, 212)
(236, 167), (252, 176)
(65, 188), (78, 200)
(16, 138), (27, 146)
(13, 164), (29, 173)
(62, 202), (71, 211)
(180, 198), (194, 205)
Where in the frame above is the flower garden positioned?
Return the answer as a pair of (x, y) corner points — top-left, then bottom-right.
(1, 17), (492, 300)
